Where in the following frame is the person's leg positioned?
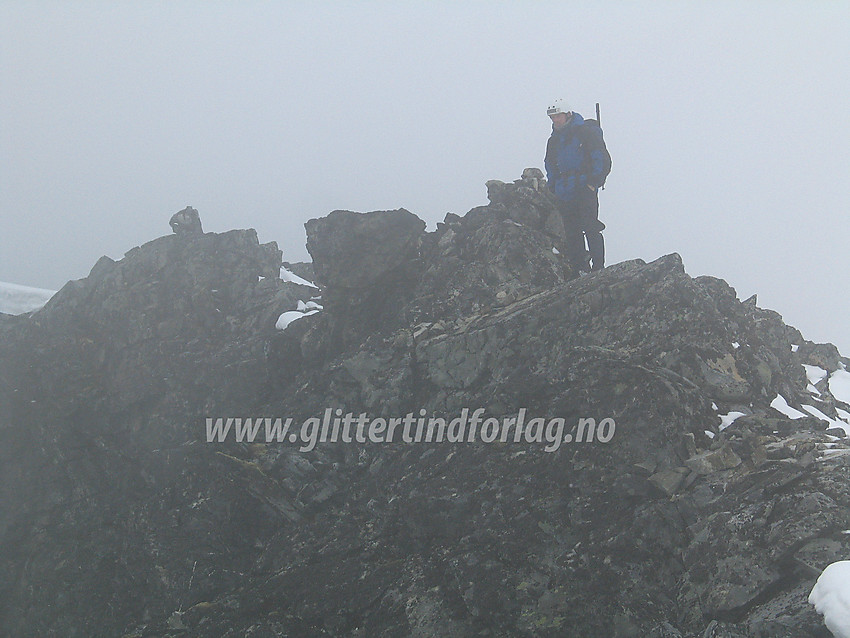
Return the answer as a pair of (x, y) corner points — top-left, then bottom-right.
(558, 198), (589, 272)
(579, 190), (605, 270)
(585, 226), (605, 271)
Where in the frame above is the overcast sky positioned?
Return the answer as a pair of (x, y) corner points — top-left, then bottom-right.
(1, 1), (848, 352)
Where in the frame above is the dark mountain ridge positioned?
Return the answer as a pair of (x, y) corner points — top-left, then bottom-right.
(1, 172), (848, 637)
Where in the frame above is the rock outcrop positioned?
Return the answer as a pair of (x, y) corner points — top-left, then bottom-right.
(169, 206), (204, 235)
(2, 183), (849, 637)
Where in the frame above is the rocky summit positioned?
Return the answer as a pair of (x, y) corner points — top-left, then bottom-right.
(2, 172), (850, 637)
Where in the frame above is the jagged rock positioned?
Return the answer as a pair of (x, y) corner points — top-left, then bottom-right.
(799, 341), (843, 373)
(407, 213), (573, 324)
(685, 443), (743, 475)
(1, 172), (849, 637)
(305, 208), (424, 290)
(649, 466), (691, 496)
(169, 205), (203, 234)
(282, 260), (315, 284)
(702, 620), (749, 637)
(649, 622), (684, 637)
(303, 208), (425, 352)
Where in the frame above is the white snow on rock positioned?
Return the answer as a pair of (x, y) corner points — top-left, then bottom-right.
(801, 405), (850, 436)
(297, 300), (323, 312)
(829, 370), (850, 406)
(275, 311), (300, 330)
(805, 365), (829, 387)
(809, 560), (850, 638)
(280, 266), (318, 288)
(718, 411), (746, 431)
(770, 395), (807, 419)
(0, 281), (56, 315)
(275, 309), (319, 330)
(275, 295), (323, 331)
(791, 344), (800, 353)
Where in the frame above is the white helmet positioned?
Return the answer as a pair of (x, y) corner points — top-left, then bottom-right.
(546, 98), (571, 116)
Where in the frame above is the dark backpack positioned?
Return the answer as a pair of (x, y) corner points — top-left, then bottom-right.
(578, 118), (612, 188)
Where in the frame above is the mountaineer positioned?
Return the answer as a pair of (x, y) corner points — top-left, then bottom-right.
(544, 98), (611, 272)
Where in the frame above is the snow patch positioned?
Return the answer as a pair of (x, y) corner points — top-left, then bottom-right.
(804, 365), (829, 386)
(275, 309), (319, 330)
(276, 295), (323, 331)
(809, 560), (850, 638)
(770, 395), (807, 420)
(280, 267), (318, 288)
(801, 405), (850, 436)
(829, 370), (850, 405)
(718, 411), (746, 431)
(821, 449), (850, 459)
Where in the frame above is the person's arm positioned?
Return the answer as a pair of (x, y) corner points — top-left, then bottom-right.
(544, 135), (557, 185)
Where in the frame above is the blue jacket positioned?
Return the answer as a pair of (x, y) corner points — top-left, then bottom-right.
(545, 112), (609, 203)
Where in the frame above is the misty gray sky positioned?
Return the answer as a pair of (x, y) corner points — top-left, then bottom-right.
(2, 1), (849, 352)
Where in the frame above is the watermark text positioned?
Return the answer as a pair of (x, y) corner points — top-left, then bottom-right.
(205, 408), (616, 453)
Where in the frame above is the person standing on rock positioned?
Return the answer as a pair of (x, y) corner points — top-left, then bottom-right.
(544, 98), (611, 272)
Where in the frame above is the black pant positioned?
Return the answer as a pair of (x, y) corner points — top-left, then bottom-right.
(556, 188), (605, 272)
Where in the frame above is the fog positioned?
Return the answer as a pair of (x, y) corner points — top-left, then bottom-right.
(1, 1), (848, 351)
